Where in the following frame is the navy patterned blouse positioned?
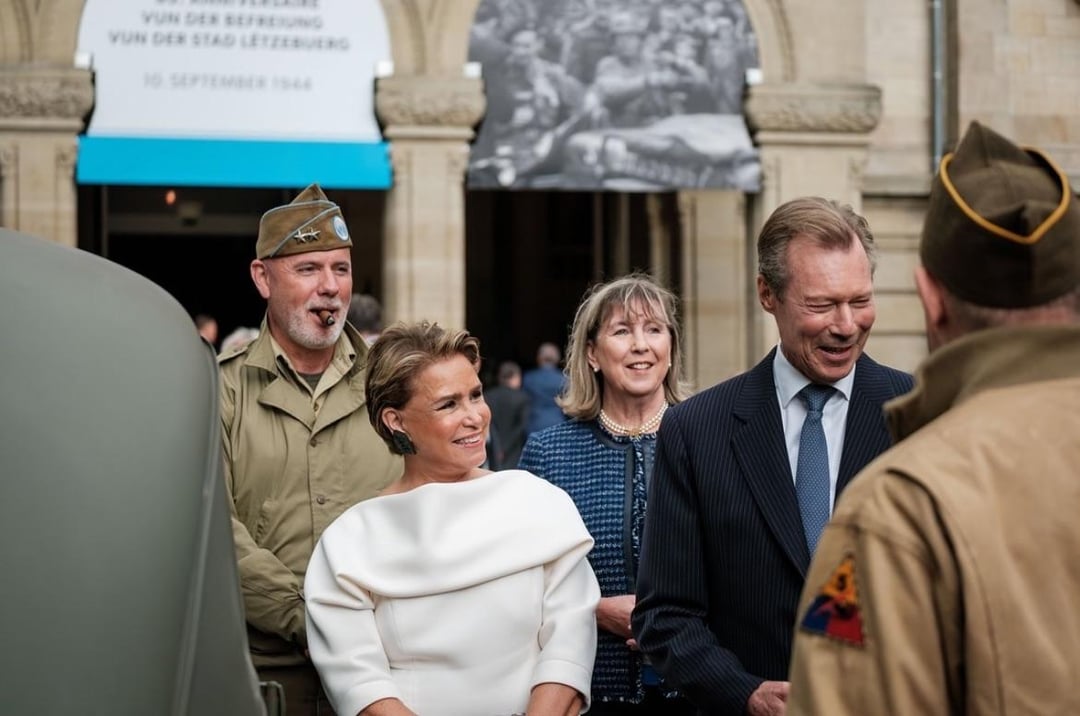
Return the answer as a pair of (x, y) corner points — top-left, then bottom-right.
(519, 418), (669, 704)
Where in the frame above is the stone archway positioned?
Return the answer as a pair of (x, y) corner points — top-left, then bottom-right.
(373, 0), (486, 330)
(0, 0), (92, 245)
(4, 0), (882, 363)
(674, 0), (884, 382)
(369, 0), (822, 387)
(742, 0), (796, 83)
(2, 0), (88, 65)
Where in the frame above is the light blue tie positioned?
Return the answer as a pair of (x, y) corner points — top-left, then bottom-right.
(796, 384), (834, 554)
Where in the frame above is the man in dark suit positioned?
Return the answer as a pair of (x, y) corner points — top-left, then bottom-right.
(633, 196), (913, 716)
(484, 360), (531, 469)
(523, 342), (568, 435)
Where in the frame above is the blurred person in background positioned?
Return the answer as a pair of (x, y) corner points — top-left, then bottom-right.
(219, 184), (402, 715)
(306, 321), (600, 716)
(523, 341), (569, 435)
(220, 326), (260, 356)
(347, 293), (384, 346)
(194, 313), (219, 348)
(520, 273), (694, 714)
(485, 359), (531, 470)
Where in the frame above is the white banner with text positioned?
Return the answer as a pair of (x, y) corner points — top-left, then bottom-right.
(77, 0), (393, 187)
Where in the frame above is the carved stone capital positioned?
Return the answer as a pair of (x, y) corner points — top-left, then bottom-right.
(0, 143), (17, 179)
(745, 83), (882, 134)
(56, 142), (79, 179)
(0, 68), (94, 122)
(445, 143), (470, 178)
(375, 75), (486, 131)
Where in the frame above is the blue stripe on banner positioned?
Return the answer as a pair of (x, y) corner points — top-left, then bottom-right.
(76, 136), (392, 189)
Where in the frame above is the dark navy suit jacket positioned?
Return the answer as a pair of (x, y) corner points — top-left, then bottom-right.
(522, 365), (567, 434)
(632, 350), (913, 714)
(484, 384), (531, 469)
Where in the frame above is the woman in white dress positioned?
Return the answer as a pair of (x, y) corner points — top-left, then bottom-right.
(305, 321), (601, 716)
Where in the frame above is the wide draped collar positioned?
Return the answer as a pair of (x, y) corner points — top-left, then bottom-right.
(314, 469), (593, 598)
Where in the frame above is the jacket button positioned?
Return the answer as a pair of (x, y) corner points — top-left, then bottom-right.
(309, 437), (317, 447)
(316, 495), (327, 505)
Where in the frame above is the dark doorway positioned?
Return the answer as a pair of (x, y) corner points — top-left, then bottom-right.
(106, 232), (264, 341)
(77, 184), (680, 366)
(78, 185), (387, 348)
(465, 190), (681, 383)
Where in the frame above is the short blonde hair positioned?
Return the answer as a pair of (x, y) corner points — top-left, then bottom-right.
(365, 321), (481, 454)
(559, 273), (689, 419)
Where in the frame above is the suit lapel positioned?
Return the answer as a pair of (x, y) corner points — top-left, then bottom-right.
(731, 351), (811, 575)
(837, 355), (893, 493)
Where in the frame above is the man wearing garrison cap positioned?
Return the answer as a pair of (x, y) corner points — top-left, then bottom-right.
(218, 184), (401, 715)
(788, 122), (1080, 714)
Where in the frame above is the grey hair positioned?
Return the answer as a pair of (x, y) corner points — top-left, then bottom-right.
(758, 197), (876, 298)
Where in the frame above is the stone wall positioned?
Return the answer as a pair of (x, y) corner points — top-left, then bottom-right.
(0, 0), (92, 246)
(3, 0), (1079, 383)
(956, 0), (1080, 173)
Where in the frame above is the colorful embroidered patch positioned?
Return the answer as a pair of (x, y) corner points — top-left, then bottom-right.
(799, 554), (865, 646)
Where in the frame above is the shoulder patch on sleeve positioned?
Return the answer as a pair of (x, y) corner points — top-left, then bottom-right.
(799, 554), (865, 646)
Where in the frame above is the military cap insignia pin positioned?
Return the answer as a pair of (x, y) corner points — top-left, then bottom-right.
(799, 554), (865, 646)
(294, 228), (320, 244)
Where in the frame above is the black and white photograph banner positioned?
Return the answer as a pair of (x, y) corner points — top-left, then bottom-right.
(467, 0), (762, 191)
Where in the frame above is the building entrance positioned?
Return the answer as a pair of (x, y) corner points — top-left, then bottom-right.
(76, 184), (681, 369)
(464, 190), (681, 383)
(77, 185), (387, 348)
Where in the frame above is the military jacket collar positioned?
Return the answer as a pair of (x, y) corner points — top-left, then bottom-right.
(885, 324), (1080, 441)
(242, 316), (365, 376)
(241, 316), (370, 433)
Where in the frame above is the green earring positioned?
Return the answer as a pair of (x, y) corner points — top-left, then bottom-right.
(391, 430), (416, 455)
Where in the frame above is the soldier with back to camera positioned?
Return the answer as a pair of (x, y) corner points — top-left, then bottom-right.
(788, 121), (1080, 715)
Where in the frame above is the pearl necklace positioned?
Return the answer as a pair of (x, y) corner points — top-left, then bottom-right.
(598, 403), (668, 438)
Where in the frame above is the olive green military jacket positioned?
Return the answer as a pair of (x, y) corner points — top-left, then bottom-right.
(219, 319), (401, 668)
(789, 325), (1080, 715)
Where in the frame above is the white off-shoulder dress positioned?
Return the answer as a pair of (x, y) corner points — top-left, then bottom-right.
(305, 469), (601, 716)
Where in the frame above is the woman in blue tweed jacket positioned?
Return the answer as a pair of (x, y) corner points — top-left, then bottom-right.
(519, 274), (693, 715)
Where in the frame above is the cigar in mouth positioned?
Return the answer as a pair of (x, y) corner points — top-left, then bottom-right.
(317, 309), (336, 326)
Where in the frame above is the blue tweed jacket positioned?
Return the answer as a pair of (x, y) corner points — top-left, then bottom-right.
(519, 418), (663, 704)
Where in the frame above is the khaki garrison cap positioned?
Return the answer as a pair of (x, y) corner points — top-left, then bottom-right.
(921, 121), (1080, 308)
(255, 183), (353, 259)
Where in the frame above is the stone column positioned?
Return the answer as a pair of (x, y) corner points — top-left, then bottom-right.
(743, 81), (883, 355)
(374, 75), (485, 330)
(0, 68), (93, 246)
(677, 190), (751, 391)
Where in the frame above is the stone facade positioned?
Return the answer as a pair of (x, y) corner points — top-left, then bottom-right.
(3, 0), (1078, 382)
(0, 0), (93, 247)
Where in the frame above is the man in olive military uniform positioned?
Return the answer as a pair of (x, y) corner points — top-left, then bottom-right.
(788, 122), (1080, 714)
(219, 184), (402, 715)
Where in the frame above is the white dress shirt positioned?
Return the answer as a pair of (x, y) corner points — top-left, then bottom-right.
(772, 346), (856, 512)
